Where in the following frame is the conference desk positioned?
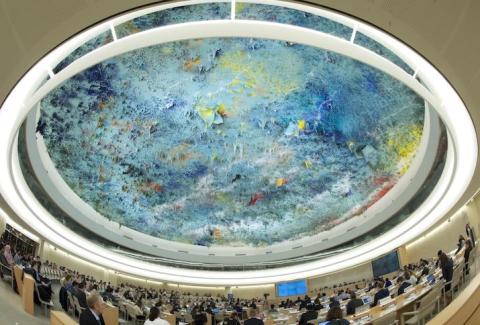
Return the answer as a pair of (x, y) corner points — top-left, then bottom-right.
(347, 283), (433, 324)
(268, 271), (443, 325)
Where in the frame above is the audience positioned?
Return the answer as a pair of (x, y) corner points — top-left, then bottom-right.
(345, 292), (363, 316)
(298, 303), (318, 325)
(384, 278), (392, 288)
(3, 244), (14, 265)
(23, 261), (53, 304)
(79, 294), (106, 325)
(144, 306), (169, 325)
(396, 276), (411, 295)
(244, 308), (264, 325)
(0, 222), (477, 325)
(371, 281), (390, 307)
(76, 282), (88, 309)
(324, 306), (349, 325)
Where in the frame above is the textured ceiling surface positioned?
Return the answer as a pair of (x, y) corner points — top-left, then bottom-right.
(39, 32), (423, 247)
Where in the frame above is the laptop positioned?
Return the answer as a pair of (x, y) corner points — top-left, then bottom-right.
(361, 296), (373, 305)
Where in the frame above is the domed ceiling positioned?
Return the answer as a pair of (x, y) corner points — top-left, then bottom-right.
(36, 6), (425, 249)
(0, 0), (475, 281)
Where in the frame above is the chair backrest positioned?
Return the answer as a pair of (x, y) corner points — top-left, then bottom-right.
(126, 304), (138, 320)
(73, 295), (84, 314)
(184, 312), (193, 322)
(452, 266), (463, 286)
(33, 281), (49, 304)
(417, 283), (441, 309)
(416, 298), (438, 322)
(67, 291), (75, 310)
(372, 311), (396, 325)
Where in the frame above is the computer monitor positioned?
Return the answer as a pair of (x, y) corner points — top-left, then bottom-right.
(361, 296), (373, 305)
(427, 274), (435, 284)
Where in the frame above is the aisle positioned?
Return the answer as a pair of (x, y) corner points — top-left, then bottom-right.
(0, 278), (49, 325)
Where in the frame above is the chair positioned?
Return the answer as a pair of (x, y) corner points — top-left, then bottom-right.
(118, 303), (128, 320)
(66, 291), (76, 316)
(442, 265), (464, 306)
(73, 295), (86, 318)
(184, 312), (194, 324)
(33, 281), (54, 317)
(401, 285), (441, 325)
(126, 304), (145, 325)
(372, 312), (397, 325)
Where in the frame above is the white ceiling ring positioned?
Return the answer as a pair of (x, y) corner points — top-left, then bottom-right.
(0, 1), (476, 284)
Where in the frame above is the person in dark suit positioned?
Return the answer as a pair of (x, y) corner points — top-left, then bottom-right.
(244, 308), (264, 325)
(345, 292), (363, 315)
(464, 239), (473, 275)
(396, 276), (411, 295)
(76, 282), (88, 309)
(372, 282), (390, 307)
(79, 293), (106, 325)
(466, 223), (476, 247)
(298, 303), (318, 325)
(439, 252), (454, 291)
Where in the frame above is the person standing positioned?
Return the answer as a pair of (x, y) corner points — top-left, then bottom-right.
(464, 239), (473, 275)
(466, 223), (476, 247)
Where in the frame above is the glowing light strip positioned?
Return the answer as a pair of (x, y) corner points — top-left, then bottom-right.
(0, 5), (475, 285)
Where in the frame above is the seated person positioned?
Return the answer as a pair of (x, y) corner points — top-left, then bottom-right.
(76, 282), (88, 309)
(345, 292), (363, 315)
(298, 304), (318, 325)
(396, 276), (411, 295)
(337, 290), (350, 301)
(224, 311), (241, 325)
(194, 307), (208, 325)
(268, 304), (277, 313)
(244, 308), (264, 325)
(145, 306), (170, 325)
(323, 306), (349, 325)
(384, 278), (392, 288)
(79, 294), (106, 325)
(24, 261), (53, 304)
(404, 271), (417, 285)
(372, 282), (390, 307)
(328, 297), (340, 308)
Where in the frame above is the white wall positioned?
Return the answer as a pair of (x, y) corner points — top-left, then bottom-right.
(232, 285), (275, 300)
(308, 262), (373, 293)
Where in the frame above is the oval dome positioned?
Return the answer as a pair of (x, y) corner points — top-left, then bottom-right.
(38, 36), (424, 248)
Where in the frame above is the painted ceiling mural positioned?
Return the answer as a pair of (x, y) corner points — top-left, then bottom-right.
(37, 4), (425, 248)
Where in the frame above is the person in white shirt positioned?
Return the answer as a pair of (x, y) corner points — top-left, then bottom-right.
(145, 306), (170, 325)
(404, 271), (417, 285)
